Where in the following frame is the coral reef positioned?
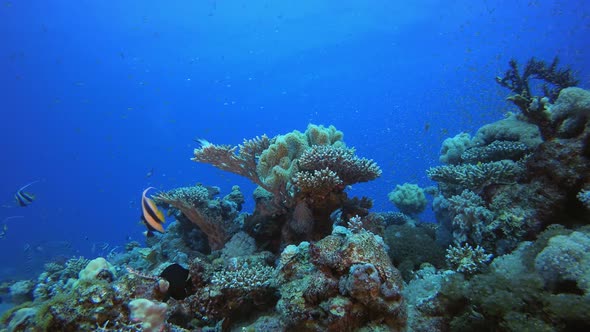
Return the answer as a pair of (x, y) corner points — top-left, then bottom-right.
(404, 226), (590, 331)
(276, 226), (406, 331)
(155, 184), (245, 251)
(192, 124), (382, 251)
(496, 57), (579, 139)
(429, 86), (590, 256)
(2, 76), (589, 331)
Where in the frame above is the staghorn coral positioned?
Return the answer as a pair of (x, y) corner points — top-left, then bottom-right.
(157, 185), (210, 206)
(346, 215), (365, 233)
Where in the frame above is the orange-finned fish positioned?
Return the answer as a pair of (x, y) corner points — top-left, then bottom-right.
(15, 181), (39, 207)
(141, 187), (165, 235)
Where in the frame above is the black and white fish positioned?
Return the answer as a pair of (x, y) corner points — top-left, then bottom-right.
(15, 181), (39, 207)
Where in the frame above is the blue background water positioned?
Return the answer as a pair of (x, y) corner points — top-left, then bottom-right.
(0, 0), (588, 279)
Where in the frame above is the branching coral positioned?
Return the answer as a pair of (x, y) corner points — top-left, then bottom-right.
(193, 124), (382, 249)
(292, 168), (343, 198)
(460, 140), (530, 164)
(156, 185), (241, 251)
(193, 125), (345, 210)
(193, 135), (273, 190)
(496, 57), (578, 104)
(210, 261), (275, 291)
(447, 190), (496, 245)
(496, 57), (579, 139)
(445, 243), (492, 274)
(295, 145), (382, 185)
(193, 136), (292, 211)
(427, 160), (525, 194)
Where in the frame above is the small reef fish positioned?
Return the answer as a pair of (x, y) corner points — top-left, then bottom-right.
(146, 168), (154, 178)
(15, 181), (39, 207)
(0, 223), (7, 239)
(141, 187), (165, 236)
(1, 216), (24, 237)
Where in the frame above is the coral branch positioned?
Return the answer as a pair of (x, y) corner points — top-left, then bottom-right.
(297, 145), (382, 185)
(193, 136), (271, 191)
(496, 57), (578, 140)
(156, 186), (241, 251)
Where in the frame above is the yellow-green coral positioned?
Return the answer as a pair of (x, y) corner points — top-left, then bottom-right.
(255, 124), (346, 191)
(305, 124), (344, 146)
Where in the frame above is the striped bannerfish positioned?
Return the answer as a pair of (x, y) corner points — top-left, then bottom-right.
(141, 187), (166, 236)
(15, 181), (39, 207)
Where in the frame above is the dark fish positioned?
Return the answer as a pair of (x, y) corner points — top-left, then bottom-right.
(160, 263), (191, 300)
(15, 181), (38, 207)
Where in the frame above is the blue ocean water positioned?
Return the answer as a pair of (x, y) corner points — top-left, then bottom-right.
(0, 0), (588, 282)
